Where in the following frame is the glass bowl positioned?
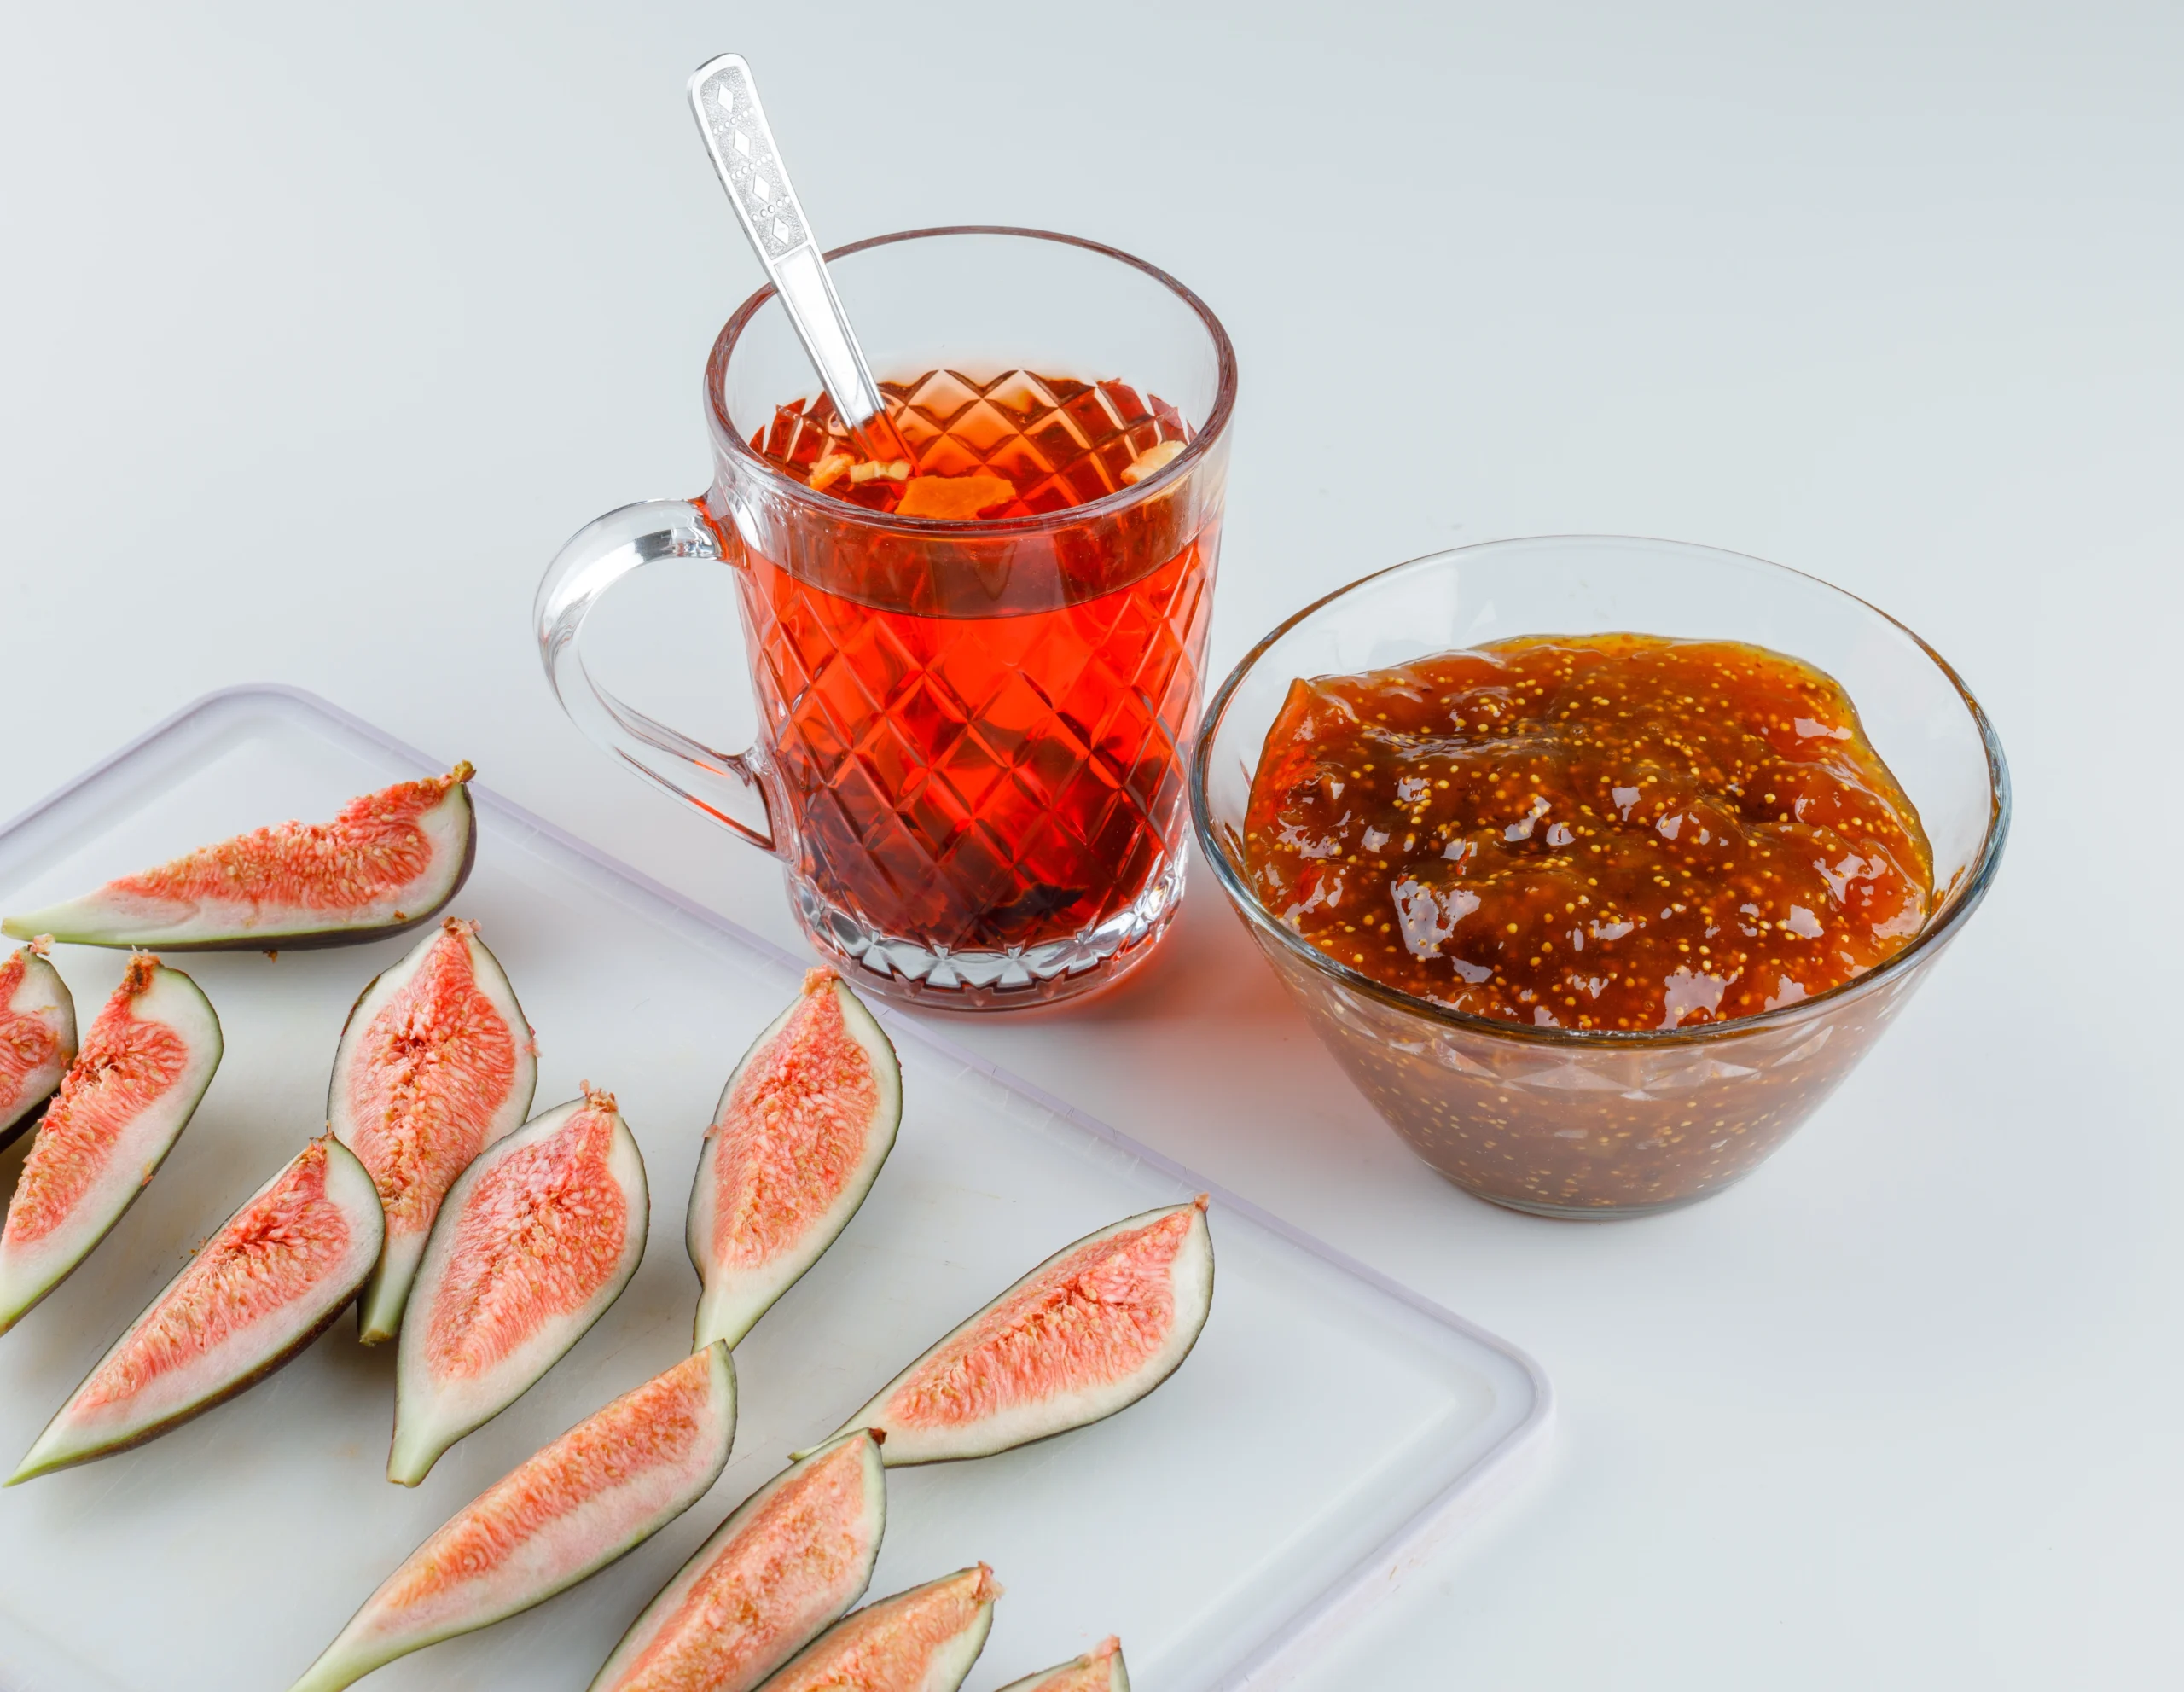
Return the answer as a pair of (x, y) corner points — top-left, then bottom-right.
(1189, 537), (2010, 1218)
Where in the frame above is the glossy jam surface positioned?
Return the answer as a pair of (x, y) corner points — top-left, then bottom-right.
(1243, 634), (1933, 1032)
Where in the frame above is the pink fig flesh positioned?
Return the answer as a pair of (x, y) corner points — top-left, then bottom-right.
(0, 955), (223, 1334)
(688, 969), (900, 1352)
(10, 1136), (382, 1481)
(289, 1344), (736, 1692)
(589, 1428), (887, 1692)
(755, 1564), (1000, 1692)
(391, 1088), (649, 1484)
(2, 765), (478, 951)
(329, 917), (537, 1342)
(994, 1637), (1131, 1692)
(828, 1198), (1214, 1465)
(0, 939), (76, 1150)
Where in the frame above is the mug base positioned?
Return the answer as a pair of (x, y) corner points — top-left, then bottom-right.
(787, 858), (1184, 1013)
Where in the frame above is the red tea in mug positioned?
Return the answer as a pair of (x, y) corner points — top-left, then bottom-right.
(734, 369), (1215, 972)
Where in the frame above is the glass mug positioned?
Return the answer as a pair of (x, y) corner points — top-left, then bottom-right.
(537, 228), (1236, 1010)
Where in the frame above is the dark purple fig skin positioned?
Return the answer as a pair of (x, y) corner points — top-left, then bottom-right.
(0, 1096), (56, 1156)
(0, 946), (76, 1150)
(0, 960), (224, 1339)
(9, 1137), (384, 1484)
(9, 1285), (363, 1482)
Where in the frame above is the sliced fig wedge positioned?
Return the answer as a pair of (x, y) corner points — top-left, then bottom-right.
(329, 918), (537, 1344)
(391, 1088), (648, 1485)
(290, 1343), (736, 1692)
(823, 1198), (1213, 1467)
(995, 1638), (1130, 1692)
(3, 765), (477, 951)
(0, 939), (77, 1151)
(753, 1564), (1000, 1692)
(0, 955), (222, 1334)
(9, 1136), (381, 1482)
(689, 969), (900, 1352)
(589, 1428), (887, 1692)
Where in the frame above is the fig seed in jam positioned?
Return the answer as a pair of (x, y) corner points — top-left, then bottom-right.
(1242, 634), (1932, 1032)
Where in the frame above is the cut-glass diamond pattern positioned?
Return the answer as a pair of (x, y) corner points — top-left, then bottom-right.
(752, 369), (1190, 519)
(736, 366), (1216, 998)
(737, 534), (1211, 956)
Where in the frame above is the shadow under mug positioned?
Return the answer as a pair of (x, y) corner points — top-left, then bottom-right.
(537, 227), (1236, 1011)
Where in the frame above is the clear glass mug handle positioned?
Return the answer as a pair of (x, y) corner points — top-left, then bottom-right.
(534, 498), (777, 852)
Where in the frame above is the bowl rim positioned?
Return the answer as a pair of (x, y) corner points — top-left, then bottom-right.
(703, 224), (1238, 537)
(1188, 534), (2013, 1050)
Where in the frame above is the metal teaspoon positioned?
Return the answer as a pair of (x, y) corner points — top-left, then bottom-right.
(687, 53), (912, 468)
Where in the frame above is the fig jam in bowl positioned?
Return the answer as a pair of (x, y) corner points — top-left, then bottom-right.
(1190, 537), (2008, 1217)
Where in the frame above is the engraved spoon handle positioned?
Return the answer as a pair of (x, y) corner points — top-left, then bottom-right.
(687, 54), (908, 464)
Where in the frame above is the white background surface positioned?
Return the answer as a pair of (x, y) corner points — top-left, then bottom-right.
(3, 2), (2179, 1684)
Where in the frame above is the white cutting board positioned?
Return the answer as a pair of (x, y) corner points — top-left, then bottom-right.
(0, 687), (1548, 1692)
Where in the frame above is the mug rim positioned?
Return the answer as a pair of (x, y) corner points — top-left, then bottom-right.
(703, 224), (1238, 537)
(1188, 533), (2013, 1050)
